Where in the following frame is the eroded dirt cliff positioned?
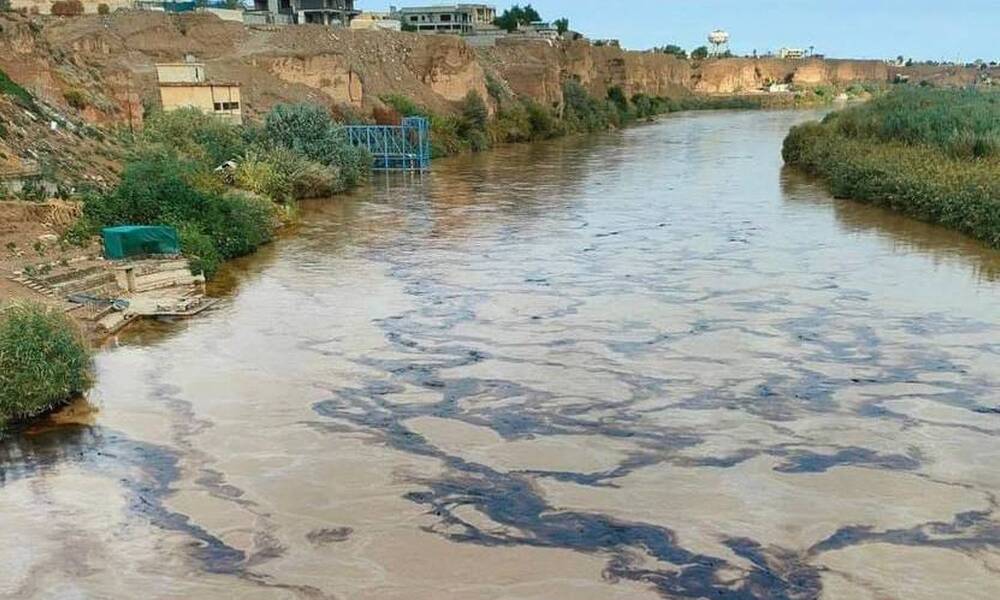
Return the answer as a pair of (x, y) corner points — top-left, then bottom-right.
(2, 12), (958, 127)
(0, 11), (989, 184)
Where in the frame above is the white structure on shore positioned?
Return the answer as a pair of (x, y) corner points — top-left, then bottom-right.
(708, 29), (730, 56)
(779, 47), (807, 59)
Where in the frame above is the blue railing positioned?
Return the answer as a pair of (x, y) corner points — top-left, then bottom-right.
(344, 117), (431, 171)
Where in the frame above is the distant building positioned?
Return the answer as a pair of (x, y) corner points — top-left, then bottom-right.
(250, 0), (359, 26)
(156, 61), (243, 125)
(518, 20), (559, 40)
(779, 47), (807, 60)
(350, 11), (402, 31)
(390, 4), (497, 34)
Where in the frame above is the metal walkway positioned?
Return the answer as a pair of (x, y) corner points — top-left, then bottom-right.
(344, 117), (431, 171)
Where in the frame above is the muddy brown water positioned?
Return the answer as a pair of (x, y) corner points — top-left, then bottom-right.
(3, 110), (1000, 599)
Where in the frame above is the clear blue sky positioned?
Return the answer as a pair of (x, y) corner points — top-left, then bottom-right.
(379, 1), (999, 61)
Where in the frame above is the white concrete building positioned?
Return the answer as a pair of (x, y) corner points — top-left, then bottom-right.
(390, 3), (496, 34)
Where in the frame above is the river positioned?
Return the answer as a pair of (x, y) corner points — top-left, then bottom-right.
(2, 110), (999, 599)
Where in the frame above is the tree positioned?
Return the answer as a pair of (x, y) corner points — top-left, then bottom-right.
(0, 0), (12, 11)
(50, 0), (84, 15)
(494, 4), (542, 33)
(656, 44), (687, 59)
(691, 46), (709, 60)
(553, 17), (569, 35)
(460, 91), (488, 132)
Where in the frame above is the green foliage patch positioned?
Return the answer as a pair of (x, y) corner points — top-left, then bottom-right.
(783, 88), (1000, 247)
(0, 69), (35, 108)
(0, 303), (91, 426)
(85, 104), (371, 278)
(820, 87), (1000, 159)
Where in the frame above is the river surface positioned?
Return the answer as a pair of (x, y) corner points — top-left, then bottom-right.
(3, 110), (1000, 599)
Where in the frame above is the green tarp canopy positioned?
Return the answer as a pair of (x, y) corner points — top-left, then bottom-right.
(102, 226), (180, 260)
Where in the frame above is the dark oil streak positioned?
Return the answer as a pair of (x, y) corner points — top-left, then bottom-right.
(0, 425), (245, 573)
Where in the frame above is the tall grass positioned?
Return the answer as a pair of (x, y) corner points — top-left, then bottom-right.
(0, 303), (92, 426)
(783, 88), (1000, 247)
(821, 87), (1000, 159)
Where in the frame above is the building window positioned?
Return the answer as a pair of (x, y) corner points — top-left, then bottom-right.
(409, 15), (418, 22)
(214, 102), (240, 111)
(440, 14), (451, 22)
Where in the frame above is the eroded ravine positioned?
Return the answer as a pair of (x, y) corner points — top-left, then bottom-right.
(2, 110), (999, 599)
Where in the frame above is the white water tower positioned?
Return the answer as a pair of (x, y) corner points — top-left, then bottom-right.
(708, 30), (730, 57)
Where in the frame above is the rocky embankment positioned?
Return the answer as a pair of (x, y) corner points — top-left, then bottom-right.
(3, 12), (987, 125)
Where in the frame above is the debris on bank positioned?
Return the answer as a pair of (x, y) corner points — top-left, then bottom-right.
(7, 225), (216, 338)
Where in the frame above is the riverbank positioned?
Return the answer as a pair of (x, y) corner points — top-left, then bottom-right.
(783, 88), (1000, 248)
(4, 109), (998, 599)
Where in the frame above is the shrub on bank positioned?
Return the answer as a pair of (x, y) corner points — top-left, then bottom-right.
(783, 113), (1000, 248)
(820, 87), (1000, 159)
(262, 103), (370, 188)
(562, 80), (612, 133)
(381, 84), (762, 158)
(81, 104), (372, 278)
(0, 303), (91, 426)
(234, 151), (293, 203)
(83, 149), (279, 274)
(142, 108), (247, 166)
(176, 223), (222, 278)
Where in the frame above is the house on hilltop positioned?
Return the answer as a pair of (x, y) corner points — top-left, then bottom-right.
(156, 59), (242, 125)
(390, 4), (497, 34)
(249, 0), (359, 25)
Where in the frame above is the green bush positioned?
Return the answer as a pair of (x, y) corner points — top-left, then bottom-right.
(523, 100), (560, 139)
(262, 103), (369, 187)
(142, 108), (246, 166)
(255, 146), (339, 198)
(607, 86), (632, 119)
(61, 215), (98, 247)
(783, 111), (1000, 248)
(820, 87), (999, 159)
(234, 151), (293, 202)
(0, 69), (35, 109)
(177, 224), (221, 278)
(381, 85), (760, 157)
(562, 80), (611, 133)
(0, 303), (91, 425)
(458, 91), (490, 152)
(428, 115), (465, 158)
(63, 89), (88, 110)
(460, 91), (489, 132)
(83, 149), (278, 275)
(187, 191), (276, 260)
(381, 94), (423, 118)
(493, 3), (541, 32)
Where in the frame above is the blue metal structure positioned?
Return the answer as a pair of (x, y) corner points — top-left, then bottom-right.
(344, 117), (431, 172)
